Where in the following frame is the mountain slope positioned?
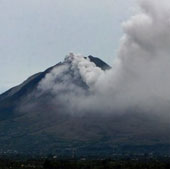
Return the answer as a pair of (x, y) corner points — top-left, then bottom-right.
(0, 54), (170, 156)
(0, 55), (116, 155)
(0, 55), (110, 119)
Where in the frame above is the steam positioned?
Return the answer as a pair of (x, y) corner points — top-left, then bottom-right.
(109, 0), (170, 112)
(38, 0), (170, 115)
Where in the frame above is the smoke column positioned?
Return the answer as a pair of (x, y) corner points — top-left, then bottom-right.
(88, 0), (170, 113)
(38, 0), (170, 115)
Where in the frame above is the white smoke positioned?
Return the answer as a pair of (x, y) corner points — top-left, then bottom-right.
(37, 53), (105, 113)
(39, 53), (104, 92)
(38, 0), (170, 115)
(64, 53), (104, 87)
(108, 0), (170, 112)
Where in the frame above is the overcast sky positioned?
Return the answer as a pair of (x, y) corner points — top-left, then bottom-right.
(0, 0), (136, 93)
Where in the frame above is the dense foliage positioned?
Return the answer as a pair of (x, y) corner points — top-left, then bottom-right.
(0, 158), (170, 169)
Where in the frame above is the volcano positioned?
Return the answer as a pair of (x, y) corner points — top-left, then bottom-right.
(0, 54), (170, 156)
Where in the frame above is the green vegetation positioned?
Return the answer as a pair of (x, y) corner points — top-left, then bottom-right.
(0, 158), (170, 169)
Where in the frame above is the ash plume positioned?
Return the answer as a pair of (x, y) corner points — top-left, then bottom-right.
(36, 0), (170, 116)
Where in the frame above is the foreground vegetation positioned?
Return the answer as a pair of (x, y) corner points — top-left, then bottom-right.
(1, 157), (170, 169)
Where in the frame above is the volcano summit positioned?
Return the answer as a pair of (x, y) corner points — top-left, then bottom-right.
(0, 54), (170, 156)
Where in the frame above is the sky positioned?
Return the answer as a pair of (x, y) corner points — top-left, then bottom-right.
(0, 0), (136, 93)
